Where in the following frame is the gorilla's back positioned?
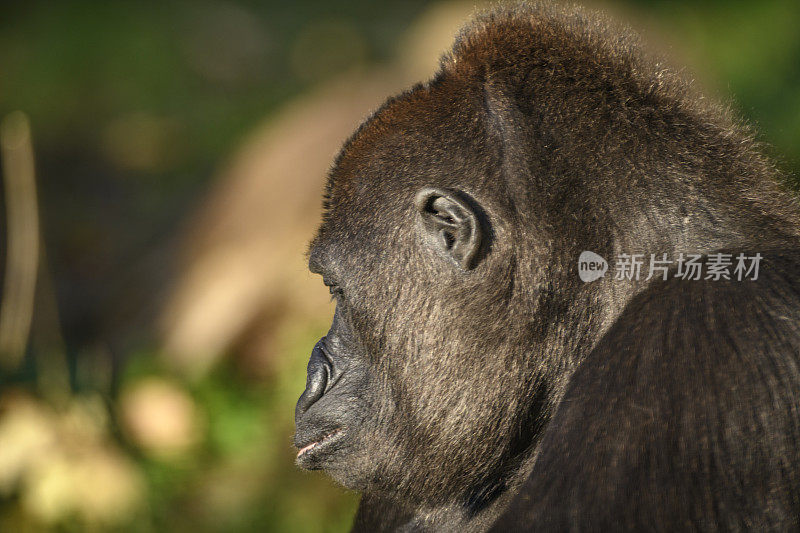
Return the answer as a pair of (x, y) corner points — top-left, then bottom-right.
(493, 247), (800, 531)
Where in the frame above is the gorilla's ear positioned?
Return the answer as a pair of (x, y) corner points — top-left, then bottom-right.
(414, 188), (483, 270)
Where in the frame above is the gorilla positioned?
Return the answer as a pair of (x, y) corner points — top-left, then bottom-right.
(293, 3), (800, 531)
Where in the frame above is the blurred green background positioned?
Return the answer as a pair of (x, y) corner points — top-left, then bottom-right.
(0, 0), (798, 531)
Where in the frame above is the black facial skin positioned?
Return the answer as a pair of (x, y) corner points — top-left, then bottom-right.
(294, 3), (800, 532)
(293, 270), (372, 482)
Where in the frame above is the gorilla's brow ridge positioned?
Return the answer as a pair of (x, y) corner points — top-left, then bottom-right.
(307, 244), (326, 276)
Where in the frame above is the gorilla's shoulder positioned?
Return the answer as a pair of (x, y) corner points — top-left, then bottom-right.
(492, 248), (800, 531)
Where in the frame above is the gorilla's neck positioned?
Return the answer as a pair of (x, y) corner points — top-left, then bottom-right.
(354, 483), (526, 533)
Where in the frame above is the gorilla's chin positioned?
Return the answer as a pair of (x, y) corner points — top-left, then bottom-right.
(323, 451), (375, 492)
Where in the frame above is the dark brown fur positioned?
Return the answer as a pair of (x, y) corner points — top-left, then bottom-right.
(295, 3), (800, 531)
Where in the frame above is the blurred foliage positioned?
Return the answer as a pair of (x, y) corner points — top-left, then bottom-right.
(0, 0), (798, 531)
(118, 318), (358, 532)
(630, 0), (800, 186)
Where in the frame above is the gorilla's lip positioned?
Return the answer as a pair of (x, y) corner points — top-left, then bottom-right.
(296, 428), (343, 459)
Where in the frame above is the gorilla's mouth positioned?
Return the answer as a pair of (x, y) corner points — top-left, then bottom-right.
(296, 428), (343, 460)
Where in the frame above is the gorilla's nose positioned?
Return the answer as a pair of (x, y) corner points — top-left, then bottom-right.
(295, 340), (330, 420)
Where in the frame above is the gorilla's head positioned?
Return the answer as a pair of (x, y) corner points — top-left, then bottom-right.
(295, 108), (559, 506)
(293, 3), (795, 511)
(293, 8), (609, 507)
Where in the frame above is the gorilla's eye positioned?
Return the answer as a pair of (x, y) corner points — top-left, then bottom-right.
(326, 282), (344, 300)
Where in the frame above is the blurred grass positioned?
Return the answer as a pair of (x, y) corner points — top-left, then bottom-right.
(0, 0), (799, 531)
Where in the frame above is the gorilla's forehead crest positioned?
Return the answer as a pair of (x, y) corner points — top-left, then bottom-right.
(322, 2), (694, 211)
(440, 2), (671, 100)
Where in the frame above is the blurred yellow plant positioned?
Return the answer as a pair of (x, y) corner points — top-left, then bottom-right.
(0, 392), (144, 526)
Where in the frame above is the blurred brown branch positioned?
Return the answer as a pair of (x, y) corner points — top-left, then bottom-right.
(0, 112), (39, 369)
